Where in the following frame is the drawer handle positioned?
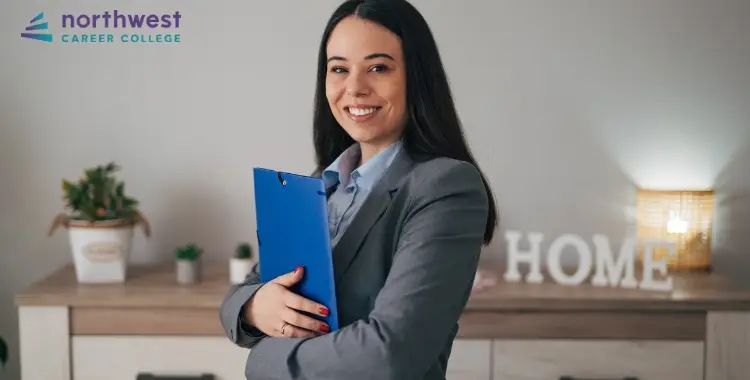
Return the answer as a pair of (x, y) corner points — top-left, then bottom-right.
(136, 374), (215, 380)
(559, 377), (639, 380)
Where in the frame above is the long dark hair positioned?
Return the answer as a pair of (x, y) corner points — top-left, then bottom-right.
(312, 0), (498, 244)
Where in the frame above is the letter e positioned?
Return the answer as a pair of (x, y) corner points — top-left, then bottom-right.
(639, 240), (675, 291)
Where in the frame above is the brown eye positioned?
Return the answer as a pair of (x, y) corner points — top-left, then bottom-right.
(330, 66), (347, 73)
(370, 64), (389, 73)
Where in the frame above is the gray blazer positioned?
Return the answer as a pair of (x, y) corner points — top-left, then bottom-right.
(219, 150), (490, 380)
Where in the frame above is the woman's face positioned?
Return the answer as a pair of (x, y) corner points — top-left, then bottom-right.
(325, 16), (407, 150)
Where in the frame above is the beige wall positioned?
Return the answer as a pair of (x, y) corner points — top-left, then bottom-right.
(1, 0), (748, 379)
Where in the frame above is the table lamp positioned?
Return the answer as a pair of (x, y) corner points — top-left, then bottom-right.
(635, 189), (715, 271)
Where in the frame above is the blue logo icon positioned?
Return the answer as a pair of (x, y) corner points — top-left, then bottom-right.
(21, 12), (53, 42)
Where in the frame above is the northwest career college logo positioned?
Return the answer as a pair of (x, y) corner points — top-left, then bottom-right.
(21, 12), (53, 42)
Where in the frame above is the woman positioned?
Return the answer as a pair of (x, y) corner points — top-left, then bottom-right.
(220, 0), (498, 379)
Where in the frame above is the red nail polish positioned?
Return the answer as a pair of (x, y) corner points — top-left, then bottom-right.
(319, 325), (330, 333)
(319, 307), (329, 316)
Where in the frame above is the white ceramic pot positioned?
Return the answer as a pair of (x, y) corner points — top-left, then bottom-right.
(176, 260), (200, 284)
(67, 219), (134, 283)
(230, 258), (254, 284)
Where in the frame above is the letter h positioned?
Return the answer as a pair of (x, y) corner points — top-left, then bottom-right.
(503, 231), (544, 283)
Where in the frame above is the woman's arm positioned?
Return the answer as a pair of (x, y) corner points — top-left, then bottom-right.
(219, 262), (268, 348)
(243, 159), (489, 380)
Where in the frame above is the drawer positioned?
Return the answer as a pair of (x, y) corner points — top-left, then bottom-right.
(72, 336), (249, 380)
(72, 336), (492, 380)
(492, 340), (704, 380)
(447, 339), (491, 380)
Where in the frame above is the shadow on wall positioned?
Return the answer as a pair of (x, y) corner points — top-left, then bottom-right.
(480, 106), (638, 269)
(0, 90), (37, 380)
(712, 140), (750, 286)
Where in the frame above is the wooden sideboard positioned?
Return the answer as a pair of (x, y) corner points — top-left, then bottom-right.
(14, 263), (750, 380)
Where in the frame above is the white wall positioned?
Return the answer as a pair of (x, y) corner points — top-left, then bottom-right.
(1, 0), (749, 379)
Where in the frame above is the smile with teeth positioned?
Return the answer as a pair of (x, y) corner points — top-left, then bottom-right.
(346, 106), (381, 117)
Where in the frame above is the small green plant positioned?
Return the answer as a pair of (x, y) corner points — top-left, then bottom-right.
(0, 335), (8, 370)
(48, 161), (151, 237)
(235, 242), (253, 259)
(62, 162), (140, 221)
(175, 244), (203, 261)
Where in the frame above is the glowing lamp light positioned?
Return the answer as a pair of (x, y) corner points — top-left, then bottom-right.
(636, 189), (715, 271)
(666, 211), (688, 234)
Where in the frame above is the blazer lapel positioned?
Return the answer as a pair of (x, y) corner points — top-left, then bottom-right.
(331, 149), (414, 284)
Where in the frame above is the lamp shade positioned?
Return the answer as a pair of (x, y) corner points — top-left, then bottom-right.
(635, 189), (714, 271)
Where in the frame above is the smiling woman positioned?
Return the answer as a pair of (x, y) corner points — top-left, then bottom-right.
(219, 1), (498, 379)
(324, 18), (408, 161)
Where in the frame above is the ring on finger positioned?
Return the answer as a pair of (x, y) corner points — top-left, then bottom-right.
(280, 322), (289, 335)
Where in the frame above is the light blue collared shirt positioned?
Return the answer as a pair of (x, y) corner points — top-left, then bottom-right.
(322, 139), (403, 248)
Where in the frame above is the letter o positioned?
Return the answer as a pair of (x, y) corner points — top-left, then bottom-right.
(547, 234), (592, 285)
(76, 15), (90, 28)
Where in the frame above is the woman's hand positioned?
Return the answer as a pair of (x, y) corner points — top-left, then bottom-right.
(243, 266), (331, 338)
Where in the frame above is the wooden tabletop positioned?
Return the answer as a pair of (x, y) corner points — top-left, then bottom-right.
(14, 262), (750, 311)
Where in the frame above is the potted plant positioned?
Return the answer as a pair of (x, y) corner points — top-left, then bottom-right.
(1, 335), (7, 371)
(230, 242), (255, 284)
(48, 162), (150, 283)
(175, 243), (203, 284)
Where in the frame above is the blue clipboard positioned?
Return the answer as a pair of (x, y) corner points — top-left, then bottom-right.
(253, 167), (339, 331)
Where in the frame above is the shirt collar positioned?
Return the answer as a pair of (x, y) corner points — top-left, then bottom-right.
(322, 139), (403, 191)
